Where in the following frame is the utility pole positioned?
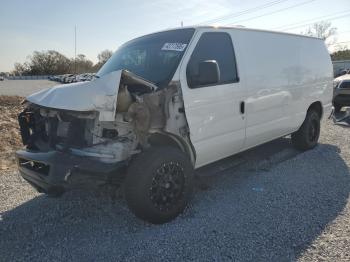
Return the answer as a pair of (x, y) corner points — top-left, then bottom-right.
(74, 26), (77, 74)
(181, 21), (183, 27)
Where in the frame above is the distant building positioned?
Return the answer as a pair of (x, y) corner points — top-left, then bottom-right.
(333, 60), (350, 77)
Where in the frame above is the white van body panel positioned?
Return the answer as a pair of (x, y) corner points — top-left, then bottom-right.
(179, 28), (246, 168)
(178, 27), (333, 168)
(231, 28), (333, 150)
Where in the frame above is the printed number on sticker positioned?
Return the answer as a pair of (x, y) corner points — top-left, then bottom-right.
(161, 43), (187, 52)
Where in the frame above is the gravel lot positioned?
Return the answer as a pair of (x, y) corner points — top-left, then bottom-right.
(0, 118), (349, 261)
(0, 79), (56, 96)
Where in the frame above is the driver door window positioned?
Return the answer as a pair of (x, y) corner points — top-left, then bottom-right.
(186, 32), (238, 88)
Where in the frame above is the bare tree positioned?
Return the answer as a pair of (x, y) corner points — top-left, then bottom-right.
(331, 49), (350, 61)
(302, 21), (337, 47)
(98, 50), (113, 64)
(13, 62), (30, 76)
(94, 49), (113, 71)
(75, 54), (94, 73)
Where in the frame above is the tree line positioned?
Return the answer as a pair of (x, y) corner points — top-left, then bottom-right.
(12, 49), (113, 76)
(331, 49), (350, 61)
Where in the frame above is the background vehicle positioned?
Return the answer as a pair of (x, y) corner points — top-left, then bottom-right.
(17, 26), (333, 224)
(0, 76), (4, 81)
(338, 69), (350, 76)
(333, 74), (350, 112)
(49, 73), (96, 83)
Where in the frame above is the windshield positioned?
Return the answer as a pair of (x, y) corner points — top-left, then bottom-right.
(97, 28), (195, 87)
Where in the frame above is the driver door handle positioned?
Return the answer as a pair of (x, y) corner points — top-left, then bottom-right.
(240, 101), (245, 114)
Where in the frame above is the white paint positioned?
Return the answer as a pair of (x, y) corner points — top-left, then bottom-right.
(26, 70), (157, 121)
(27, 71), (122, 121)
(177, 27), (333, 168)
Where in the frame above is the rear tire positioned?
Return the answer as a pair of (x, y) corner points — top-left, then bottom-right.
(124, 147), (194, 224)
(291, 109), (321, 151)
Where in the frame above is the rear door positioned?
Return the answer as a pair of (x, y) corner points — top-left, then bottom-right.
(179, 30), (246, 168)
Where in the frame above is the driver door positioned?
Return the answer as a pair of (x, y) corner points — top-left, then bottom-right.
(179, 30), (246, 168)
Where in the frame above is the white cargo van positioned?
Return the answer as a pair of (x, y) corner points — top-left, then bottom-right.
(17, 26), (333, 223)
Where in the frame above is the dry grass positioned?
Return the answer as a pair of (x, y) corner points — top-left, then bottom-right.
(0, 96), (24, 170)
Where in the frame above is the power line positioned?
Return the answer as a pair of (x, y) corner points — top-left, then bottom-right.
(273, 9), (350, 30)
(338, 30), (350, 34)
(330, 40), (350, 45)
(190, 0), (350, 47)
(276, 15), (350, 32)
(224, 0), (316, 26)
(196, 0), (290, 25)
(279, 13), (350, 31)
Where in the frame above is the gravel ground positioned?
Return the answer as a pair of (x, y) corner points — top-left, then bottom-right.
(0, 80), (57, 96)
(0, 117), (349, 261)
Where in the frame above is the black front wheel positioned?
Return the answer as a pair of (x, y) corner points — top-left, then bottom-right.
(124, 147), (194, 224)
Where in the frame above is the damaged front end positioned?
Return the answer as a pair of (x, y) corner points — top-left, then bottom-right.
(16, 70), (192, 195)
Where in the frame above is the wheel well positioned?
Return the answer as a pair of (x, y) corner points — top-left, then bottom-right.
(308, 101), (323, 118)
(148, 133), (180, 149)
(147, 133), (195, 165)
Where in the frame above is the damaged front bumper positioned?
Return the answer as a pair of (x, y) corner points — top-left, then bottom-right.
(16, 149), (127, 194)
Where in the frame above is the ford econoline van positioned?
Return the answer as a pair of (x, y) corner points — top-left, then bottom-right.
(17, 26), (333, 223)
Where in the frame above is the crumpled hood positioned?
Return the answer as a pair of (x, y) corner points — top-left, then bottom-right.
(26, 70), (157, 121)
(27, 71), (121, 121)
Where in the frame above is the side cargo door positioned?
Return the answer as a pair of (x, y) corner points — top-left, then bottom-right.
(179, 30), (246, 168)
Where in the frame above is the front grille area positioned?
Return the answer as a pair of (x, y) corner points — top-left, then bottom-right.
(19, 158), (50, 176)
(18, 108), (90, 150)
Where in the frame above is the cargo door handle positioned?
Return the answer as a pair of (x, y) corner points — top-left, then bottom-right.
(240, 101), (245, 114)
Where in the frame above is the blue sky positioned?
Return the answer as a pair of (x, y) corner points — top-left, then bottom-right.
(0, 0), (349, 71)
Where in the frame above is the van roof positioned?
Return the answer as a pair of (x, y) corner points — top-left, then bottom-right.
(152, 25), (322, 41)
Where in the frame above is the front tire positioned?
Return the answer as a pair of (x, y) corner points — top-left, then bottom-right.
(124, 147), (194, 224)
(291, 109), (320, 151)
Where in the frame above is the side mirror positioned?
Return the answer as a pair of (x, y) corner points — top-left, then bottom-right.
(197, 60), (220, 86)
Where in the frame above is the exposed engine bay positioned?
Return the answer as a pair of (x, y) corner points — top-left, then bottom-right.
(18, 70), (192, 167)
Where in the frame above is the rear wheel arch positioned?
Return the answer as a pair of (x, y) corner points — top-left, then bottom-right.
(307, 101), (323, 119)
(292, 108), (321, 151)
